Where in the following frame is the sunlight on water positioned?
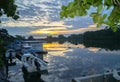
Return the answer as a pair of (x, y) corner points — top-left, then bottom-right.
(43, 43), (69, 51)
(43, 42), (85, 51)
(43, 43), (73, 56)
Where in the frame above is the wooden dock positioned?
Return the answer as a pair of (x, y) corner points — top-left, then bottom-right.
(72, 72), (120, 82)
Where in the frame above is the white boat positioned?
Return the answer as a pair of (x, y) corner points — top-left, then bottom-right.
(21, 53), (47, 73)
(21, 40), (47, 54)
(22, 43), (32, 49)
(21, 40), (43, 50)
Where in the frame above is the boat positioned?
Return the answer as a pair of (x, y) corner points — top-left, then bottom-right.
(21, 53), (47, 73)
(22, 43), (32, 49)
(21, 40), (47, 54)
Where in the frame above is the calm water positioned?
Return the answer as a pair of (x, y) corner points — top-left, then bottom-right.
(42, 42), (120, 82)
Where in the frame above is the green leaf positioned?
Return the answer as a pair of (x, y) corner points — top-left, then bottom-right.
(62, 6), (67, 10)
(93, 16), (98, 23)
(83, 0), (87, 4)
(97, 4), (103, 13)
(69, 13), (74, 18)
(112, 26), (117, 32)
(76, 10), (80, 16)
(90, 13), (97, 17)
(103, 14), (107, 20)
(67, 2), (74, 11)
(87, 0), (93, 4)
(104, 0), (113, 6)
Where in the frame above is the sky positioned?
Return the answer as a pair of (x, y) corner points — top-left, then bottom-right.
(0, 0), (103, 38)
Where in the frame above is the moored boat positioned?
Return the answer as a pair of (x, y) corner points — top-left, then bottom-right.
(21, 53), (47, 73)
(21, 40), (47, 54)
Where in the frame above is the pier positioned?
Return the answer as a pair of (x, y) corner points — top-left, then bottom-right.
(72, 72), (120, 82)
(3, 40), (48, 82)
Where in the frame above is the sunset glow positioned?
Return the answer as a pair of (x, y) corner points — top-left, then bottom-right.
(43, 43), (73, 56)
(30, 25), (103, 35)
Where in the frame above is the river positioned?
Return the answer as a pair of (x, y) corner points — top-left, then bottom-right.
(42, 42), (120, 82)
(8, 42), (120, 82)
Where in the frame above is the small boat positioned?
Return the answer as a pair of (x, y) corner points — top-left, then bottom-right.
(22, 43), (32, 49)
(21, 53), (47, 73)
(21, 41), (47, 54)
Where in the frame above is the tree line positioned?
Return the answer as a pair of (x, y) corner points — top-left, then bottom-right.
(83, 28), (120, 50)
(45, 28), (120, 51)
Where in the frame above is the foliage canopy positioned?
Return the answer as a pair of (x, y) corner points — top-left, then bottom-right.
(60, 0), (120, 31)
(0, 0), (19, 23)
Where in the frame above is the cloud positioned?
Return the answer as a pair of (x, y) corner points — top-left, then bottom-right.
(2, 0), (101, 37)
(30, 24), (103, 35)
(2, 20), (72, 28)
(30, 27), (68, 35)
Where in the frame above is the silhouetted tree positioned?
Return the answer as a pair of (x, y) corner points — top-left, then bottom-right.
(83, 28), (120, 50)
(0, 0), (19, 23)
(28, 36), (34, 40)
(15, 35), (25, 40)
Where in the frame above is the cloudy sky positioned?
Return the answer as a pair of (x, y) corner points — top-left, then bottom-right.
(1, 0), (103, 38)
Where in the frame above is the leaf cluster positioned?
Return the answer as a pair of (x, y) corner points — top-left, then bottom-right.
(60, 0), (120, 31)
(0, 0), (19, 23)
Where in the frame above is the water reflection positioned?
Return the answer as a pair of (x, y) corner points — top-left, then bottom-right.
(8, 42), (120, 82)
(43, 42), (74, 56)
(42, 42), (120, 82)
(83, 39), (120, 51)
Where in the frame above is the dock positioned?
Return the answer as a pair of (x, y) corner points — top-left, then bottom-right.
(72, 71), (120, 82)
(4, 40), (48, 82)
